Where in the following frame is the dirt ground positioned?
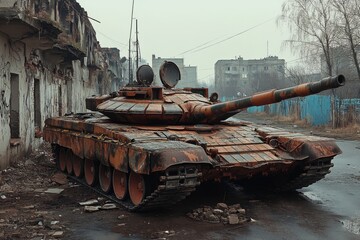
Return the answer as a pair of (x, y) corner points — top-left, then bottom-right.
(0, 144), (109, 240)
(1, 112), (359, 239)
(0, 145), (250, 240)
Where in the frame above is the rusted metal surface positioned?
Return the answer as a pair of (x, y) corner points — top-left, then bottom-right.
(42, 62), (345, 209)
(44, 113), (341, 180)
(92, 74), (345, 125)
(256, 126), (342, 161)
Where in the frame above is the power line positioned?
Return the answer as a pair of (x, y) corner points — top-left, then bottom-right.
(96, 31), (127, 47)
(198, 74), (214, 81)
(178, 17), (275, 56)
(176, 37), (223, 56)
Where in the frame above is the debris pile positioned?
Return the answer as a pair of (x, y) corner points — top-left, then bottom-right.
(150, 230), (176, 239)
(0, 144), (121, 239)
(187, 203), (250, 225)
(79, 198), (118, 212)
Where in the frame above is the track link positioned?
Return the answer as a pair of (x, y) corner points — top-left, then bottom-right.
(232, 157), (334, 192)
(67, 168), (200, 212)
(272, 157), (334, 192)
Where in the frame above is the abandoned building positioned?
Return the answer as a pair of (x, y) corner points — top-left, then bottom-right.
(152, 54), (198, 88)
(215, 56), (285, 99)
(0, 0), (124, 170)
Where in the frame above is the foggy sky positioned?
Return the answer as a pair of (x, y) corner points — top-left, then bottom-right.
(76, 0), (295, 84)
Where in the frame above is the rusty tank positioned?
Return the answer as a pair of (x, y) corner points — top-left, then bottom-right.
(43, 61), (345, 211)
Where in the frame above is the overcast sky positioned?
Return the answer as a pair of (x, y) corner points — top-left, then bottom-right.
(76, 0), (296, 84)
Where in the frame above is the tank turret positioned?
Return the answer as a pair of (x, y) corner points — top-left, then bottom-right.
(86, 61), (345, 125)
(44, 61), (346, 210)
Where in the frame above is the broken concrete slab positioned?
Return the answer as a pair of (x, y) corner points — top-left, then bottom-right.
(79, 199), (99, 206)
(188, 203), (249, 225)
(228, 214), (239, 225)
(100, 203), (117, 210)
(84, 206), (100, 212)
(44, 188), (64, 194)
(52, 231), (64, 238)
(22, 205), (36, 209)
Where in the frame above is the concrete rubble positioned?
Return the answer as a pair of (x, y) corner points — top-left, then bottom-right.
(79, 199), (99, 206)
(0, 144), (119, 238)
(82, 201), (118, 212)
(187, 203), (250, 225)
(0, 145), (78, 239)
(84, 206), (101, 213)
(151, 230), (176, 239)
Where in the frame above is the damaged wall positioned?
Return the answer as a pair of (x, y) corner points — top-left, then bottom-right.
(0, 0), (124, 169)
(102, 48), (126, 91)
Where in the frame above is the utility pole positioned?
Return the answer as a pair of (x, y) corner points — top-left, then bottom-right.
(136, 19), (139, 70)
(128, 0), (135, 84)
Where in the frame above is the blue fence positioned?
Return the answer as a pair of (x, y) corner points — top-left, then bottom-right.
(247, 96), (360, 126)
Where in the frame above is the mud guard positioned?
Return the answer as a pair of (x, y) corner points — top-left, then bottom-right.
(128, 141), (212, 174)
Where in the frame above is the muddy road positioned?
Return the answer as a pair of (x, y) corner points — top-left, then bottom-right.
(0, 120), (360, 240)
(1, 136), (359, 239)
(66, 140), (360, 240)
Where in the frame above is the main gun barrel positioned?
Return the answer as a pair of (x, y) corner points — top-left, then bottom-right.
(194, 75), (345, 123)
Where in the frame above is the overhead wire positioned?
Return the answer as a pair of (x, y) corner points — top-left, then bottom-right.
(177, 17), (275, 56)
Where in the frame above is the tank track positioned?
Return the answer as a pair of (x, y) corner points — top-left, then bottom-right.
(65, 167), (200, 212)
(233, 157), (334, 192)
(271, 157), (334, 192)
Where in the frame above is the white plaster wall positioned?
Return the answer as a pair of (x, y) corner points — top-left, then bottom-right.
(0, 0), (21, 8)
(0, 34), (29, 166)
(0, 34), (11, 169)
(0, 35), (75, 168)
(0, 0), (116, 170)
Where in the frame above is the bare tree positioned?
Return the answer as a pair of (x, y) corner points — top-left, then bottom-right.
(331, 0), (360, 81)
(278, 0), (340, 76)
(286, 65), (308, 85)
(279, 0), (343, 127)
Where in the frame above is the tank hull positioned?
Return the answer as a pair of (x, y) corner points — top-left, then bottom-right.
(43, 113), (341, 210)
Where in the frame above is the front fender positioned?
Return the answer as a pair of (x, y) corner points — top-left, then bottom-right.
(129, 141), (212, 174)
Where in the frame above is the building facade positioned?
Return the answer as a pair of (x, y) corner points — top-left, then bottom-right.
(151, 55), (198, 88)
(102, 48), (127, 91)
(215, 56), (285, 99)
(0, 0), (123, 169)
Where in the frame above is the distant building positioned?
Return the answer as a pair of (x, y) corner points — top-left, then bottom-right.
(122, 58), (148, 85)
(151, 55), (198, 88)
(215, 56), (285, 98)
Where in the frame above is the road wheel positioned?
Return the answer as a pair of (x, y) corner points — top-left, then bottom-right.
(58, 148), (67, 172)
(99, 164), (112, 193)
(72, 155), (84, 178)
(84, 159), (98, 186)
(128, 171), (146, 206)
(66, 150), (73, 175)
(113, 169), (128, 200)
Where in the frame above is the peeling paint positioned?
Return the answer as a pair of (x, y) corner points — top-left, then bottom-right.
(0, 0), (125, 169)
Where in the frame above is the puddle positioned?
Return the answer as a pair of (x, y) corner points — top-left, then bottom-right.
(300, 191), (323, 204)
(72, 229), (139, 240)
